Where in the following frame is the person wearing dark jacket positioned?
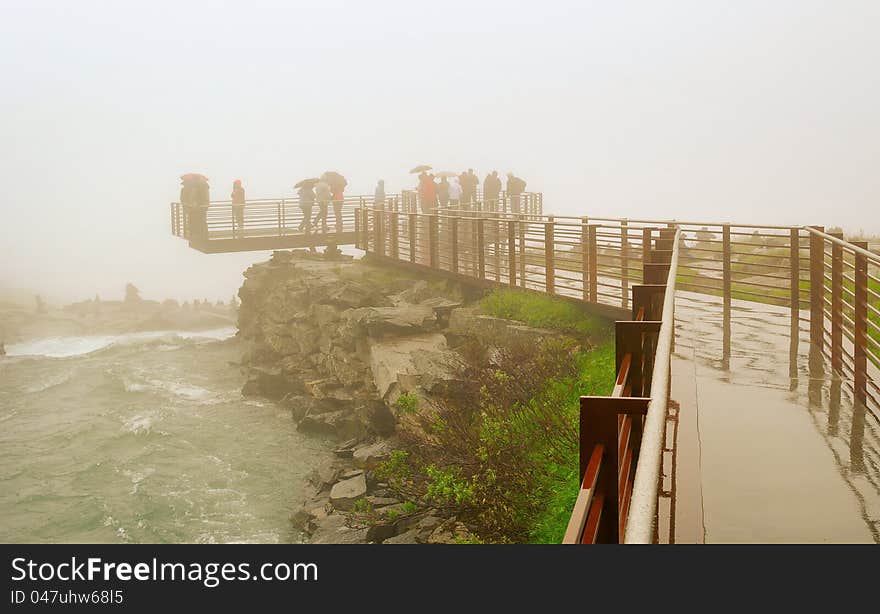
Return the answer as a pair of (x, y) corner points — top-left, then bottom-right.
(507, 173), (526, 214)
(483, 171), (502, 210)
(437, 177), (450, 208)
(297, 184), (316, 234)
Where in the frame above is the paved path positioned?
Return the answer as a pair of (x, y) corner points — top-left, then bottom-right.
(672, 291), (880, 543)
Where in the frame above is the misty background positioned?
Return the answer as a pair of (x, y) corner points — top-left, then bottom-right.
(1, 0), (877, 304)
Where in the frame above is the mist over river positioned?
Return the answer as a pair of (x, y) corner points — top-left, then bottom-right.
(0, 329), (332, 543)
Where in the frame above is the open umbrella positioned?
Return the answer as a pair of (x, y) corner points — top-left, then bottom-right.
(180, 173), (207, 183)
(320, 171), (347, 191)
(434, 170), (458, 178)
(409, 165), (432, 174)
(294, 177), (320, 189)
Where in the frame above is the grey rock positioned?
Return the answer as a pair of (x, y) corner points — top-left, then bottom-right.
(352, 440), (393, 470)
(382, 528), (421, 544)
(329, 473), (367, 510)
(310, 513), (368, 544)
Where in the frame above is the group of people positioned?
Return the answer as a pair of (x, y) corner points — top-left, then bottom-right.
(179, 167), (529, 242)
(416, 169), (527, 214)
(295, 172), (348, 236)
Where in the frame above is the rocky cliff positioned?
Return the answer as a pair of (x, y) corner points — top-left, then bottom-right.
(236, 249), (561, 543)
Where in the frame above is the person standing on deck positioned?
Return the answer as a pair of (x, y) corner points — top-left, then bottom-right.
(297, 183), (316, 239)
(374, 179), (386, 209)
(331, 178), (347, 232)
(447, 176), (462, 209)
(484, 170), (502, 211)
(231, 179), (245, 238)
(437, 177), (450, 208)
(507, 173), (526, 214)
(314, 180), (332, 233)
(418, 172), (436, 213)
(457, 169), (476, 208)
(193, 176), (210, 238)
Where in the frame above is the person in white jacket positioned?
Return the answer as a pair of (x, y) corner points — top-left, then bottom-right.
(448, 177), (462, 209)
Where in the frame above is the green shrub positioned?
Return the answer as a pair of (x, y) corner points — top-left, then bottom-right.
(480, 289), (608, 340)
(394, 392), (420, 415)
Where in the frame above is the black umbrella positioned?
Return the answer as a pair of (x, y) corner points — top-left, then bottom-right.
(294, 177), (320, 189)
(409, 165), (431, 174)
(320, 171), (348, 191)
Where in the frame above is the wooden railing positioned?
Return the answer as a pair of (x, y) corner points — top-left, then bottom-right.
(563, 229), (678, 543)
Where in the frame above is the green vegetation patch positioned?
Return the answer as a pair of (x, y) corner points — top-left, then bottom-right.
(480, 288), (609, 340)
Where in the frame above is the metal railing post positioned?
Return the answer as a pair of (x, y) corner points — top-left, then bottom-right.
(581, 217), (590, 301)
(621, 220), (629, 309)
(853, 241), (869, 408)
(477, 216), (486, 280)
(518, 215), (526, 288)
(545, 221), (555, 294)
(390, 211), (399, 260)
(830, 231), (844, 373)
(588, 225), (598, 303)
(429, 215), (439, 268)
(451, 217), (460, 274)
(508, 220), (517, 287)
(375, 209), (385, 257)
(809, 226), (825, 351)
(409, 213), (417, 263)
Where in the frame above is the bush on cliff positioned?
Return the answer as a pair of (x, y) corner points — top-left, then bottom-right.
(375, 289), (615, 543)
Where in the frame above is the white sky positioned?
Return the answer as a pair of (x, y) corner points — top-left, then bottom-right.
(1, 0), (878, 302)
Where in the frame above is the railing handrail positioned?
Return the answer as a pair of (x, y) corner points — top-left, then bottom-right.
(803, 225), (880, 265)
(623, 228), (681, 544)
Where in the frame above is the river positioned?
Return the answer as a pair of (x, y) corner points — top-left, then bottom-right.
(0, 328), (331, 543)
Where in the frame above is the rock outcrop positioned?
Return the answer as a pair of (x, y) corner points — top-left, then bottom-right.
(237, 250), (471, 439)
(237, 249), (559, 544)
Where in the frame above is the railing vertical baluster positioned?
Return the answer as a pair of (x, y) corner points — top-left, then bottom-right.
(518, 216), (526, 288)
(451, 217), (460, 274)
(790, 228), (800, 314)
(429, 215), (438, 268)
(853, 241), (869, 409)
(545, 221), (555, 295)
(581, 217), (590, 301)
(409, 213), (417, 263)
(375, 209), (384, 257)
(477, 216), (486, 280)
(277, 201), (282, 237)
(390, 211), (399, 260)
(588, 225), (598, 303)
(722, 224), (732, 368)
(830, 232), (844, 374)
(354, 209), (361, 249)
(508, 220), (517, 287)
(809, 226), (825, 352)
(621, 220), (629, 309)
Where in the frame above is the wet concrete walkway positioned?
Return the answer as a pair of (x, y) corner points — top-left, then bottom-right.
(672, 291), (880, 543)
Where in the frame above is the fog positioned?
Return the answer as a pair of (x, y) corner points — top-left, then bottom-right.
(2, 0), (878, 303)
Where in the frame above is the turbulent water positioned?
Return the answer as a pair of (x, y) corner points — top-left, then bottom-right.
(0, 328), (331, 543)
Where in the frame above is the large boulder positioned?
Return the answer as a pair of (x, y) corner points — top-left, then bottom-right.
(309, 513), (368, 544)
(347, 304), (437, 337)
(352, 440), (393, 470)
(242, 366), (305, 399)
(368, 333), (461, 400)
(329, 473), (367, 510)
(447, 307), (556, 346)
(297, 410), (365, 440)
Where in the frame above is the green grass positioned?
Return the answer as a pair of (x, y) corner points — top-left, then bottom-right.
(480, 288), (610, 340)
(528, 342), (616, 543)
(473, 287), (617, 542)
